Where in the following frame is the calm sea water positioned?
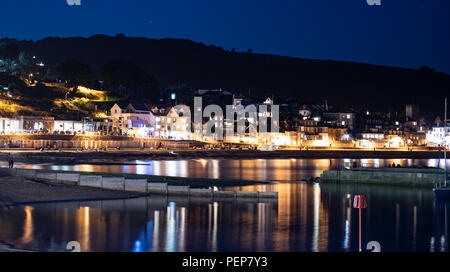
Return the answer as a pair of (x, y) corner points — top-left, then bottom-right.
(0, 158), (448, 252)
(7, 157), (450, 182)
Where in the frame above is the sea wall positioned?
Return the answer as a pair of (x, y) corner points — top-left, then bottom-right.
(320, 167), (446, 188)
(0, 135), (200, 149)
(1, 168), (278, 200)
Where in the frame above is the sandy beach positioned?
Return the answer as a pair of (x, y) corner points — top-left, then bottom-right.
(0, 176), (145, 207)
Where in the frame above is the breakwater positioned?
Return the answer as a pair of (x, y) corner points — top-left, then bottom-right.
(1, 168), (278, 200)
(320, 167), (446, 188)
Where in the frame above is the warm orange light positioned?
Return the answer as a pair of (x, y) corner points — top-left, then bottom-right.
(94, 112), (108, 118)
(0, 99), (39, 115)
(77, 86), (106, 100)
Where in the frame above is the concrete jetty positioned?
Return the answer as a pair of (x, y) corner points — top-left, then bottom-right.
(320, 167), (446, 188)
(0, 168), (278, 200)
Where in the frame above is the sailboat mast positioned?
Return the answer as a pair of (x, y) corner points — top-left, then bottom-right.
(445, 97), (447, 187)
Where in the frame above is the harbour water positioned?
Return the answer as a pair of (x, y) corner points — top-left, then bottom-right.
(0, 158), (448, 252)
(7, 158), (450, 182)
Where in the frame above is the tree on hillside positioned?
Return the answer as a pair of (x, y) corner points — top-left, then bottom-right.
(56, 59), (97, 88)
(101, 60), (158, 98)
(17, 51), (40, 78)
(18, 51), (34, 66)
(0, 41), (20, 60)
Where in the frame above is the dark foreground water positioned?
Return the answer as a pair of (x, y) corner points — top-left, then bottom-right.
(0, 158), (449, 252)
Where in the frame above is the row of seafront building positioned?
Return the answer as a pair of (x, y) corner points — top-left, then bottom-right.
(96, 94), (450, 149)
(0, 111), (448, 150)
(0, 92), (449, 149)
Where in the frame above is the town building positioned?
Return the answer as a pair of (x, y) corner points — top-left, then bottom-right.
(427, 123), (450, 147)
(110, 103), (155, 137)
(323, 112), (355, 130)
(0, 116), (54, 134)
(299, 119), (329, 147)
(152, 106), (191, 140)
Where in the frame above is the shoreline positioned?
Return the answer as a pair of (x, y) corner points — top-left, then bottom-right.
(0, 241), (34, 252)
(0, 168), (269, 208)
(0, 176), (146, 207)
(0, 176), (143, 252)
(0, 149), (443, 165)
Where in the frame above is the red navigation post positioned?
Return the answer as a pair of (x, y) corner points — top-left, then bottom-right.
(353, 195), (367, 252)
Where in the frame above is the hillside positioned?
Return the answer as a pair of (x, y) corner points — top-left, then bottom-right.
(9, 34), (450, 116)
(0, 73), (110, 119)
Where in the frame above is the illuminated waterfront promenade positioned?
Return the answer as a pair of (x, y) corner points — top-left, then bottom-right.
(0, 133), (442, 154)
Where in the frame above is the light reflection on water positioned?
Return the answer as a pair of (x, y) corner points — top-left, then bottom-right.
(7, 158), (450, 182)
(0, 183), (448, 252)
(0, 158), (449, 252)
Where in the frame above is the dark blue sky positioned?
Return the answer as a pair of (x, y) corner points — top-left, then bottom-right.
(2, 0), (450, 73)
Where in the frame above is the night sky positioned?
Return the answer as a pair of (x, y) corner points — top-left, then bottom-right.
(2, 0), (450, 73)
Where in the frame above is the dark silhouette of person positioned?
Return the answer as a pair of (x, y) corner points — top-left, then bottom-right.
(392, 162), (396, 168)
(8, 155), (14, 169)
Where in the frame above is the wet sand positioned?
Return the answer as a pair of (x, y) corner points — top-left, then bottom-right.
(0, 176), (146, 252)
(0, 176), (145, 207)
(0, 241), (32, 252)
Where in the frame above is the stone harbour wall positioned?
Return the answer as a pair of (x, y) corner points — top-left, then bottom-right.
(320, 167), (445, 188)
(1, 168), (278, 200)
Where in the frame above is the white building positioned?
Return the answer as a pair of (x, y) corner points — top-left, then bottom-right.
(54, 120), (86, 134)
(0, 117), (20, 134)
(153, 106), (191, 140)
(110, 103), (155, 137)
(426, 124), (450, 147)
(361, 132), (385, 141)
(0, 116), (54, 134)
(53, 119), (101, 135)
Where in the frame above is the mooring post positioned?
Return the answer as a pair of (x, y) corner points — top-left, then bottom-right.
(354, 195), (367, 252)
